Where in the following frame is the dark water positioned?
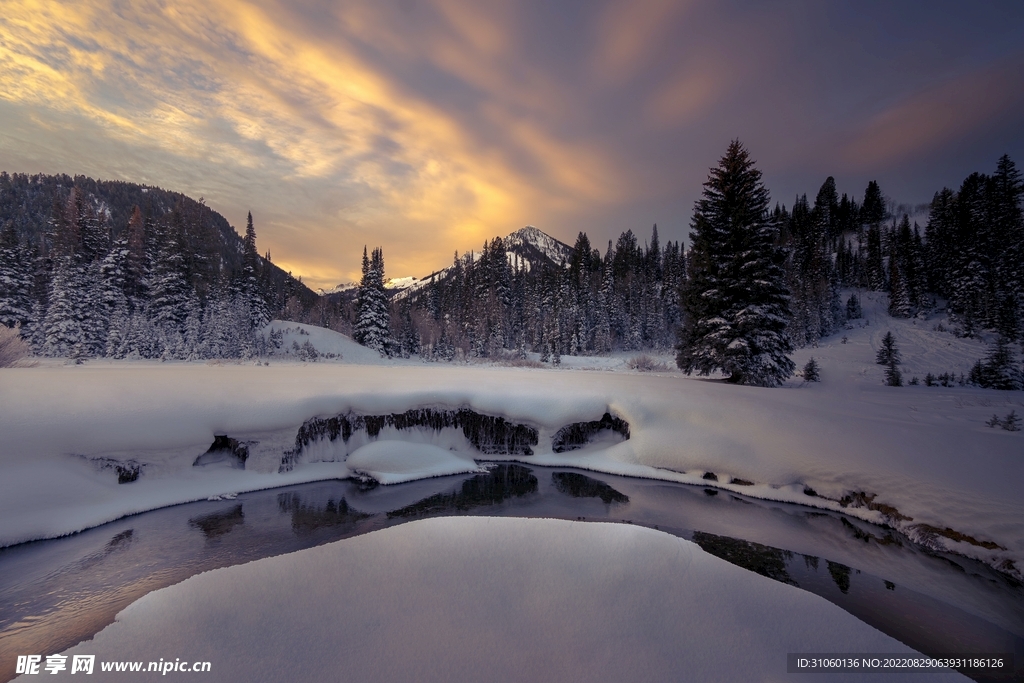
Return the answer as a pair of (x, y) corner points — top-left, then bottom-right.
(1, 464), (1021, 682)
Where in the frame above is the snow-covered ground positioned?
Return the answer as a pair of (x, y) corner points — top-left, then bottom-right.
(1, 293), (1022, 583)
(23, 517), (968, 683)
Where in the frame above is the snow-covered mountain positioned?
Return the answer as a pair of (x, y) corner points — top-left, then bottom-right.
(317, 281), (358, 296)
(334, 226), (575, 301)
(321, 278), (430, 299)
(503, 225), (575, 270)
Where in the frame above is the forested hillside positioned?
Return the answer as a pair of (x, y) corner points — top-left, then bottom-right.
(0, 173), (317, 359)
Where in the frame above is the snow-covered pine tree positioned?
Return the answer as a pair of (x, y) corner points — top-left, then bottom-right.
(242, 212), (270, 332)
(354, 246), (391, 355)
(803, 356), (821, 382)
(990, 155), (1023, 341)
(924, 188), (957, 298)
(42, 258), (85, 357)
(887, 248), (912, 318)
(676, 140), (794, 386)
(124, 205), (149, 305)
(661, 240), (684, 343)
(182, 294), (204, 360)
(950, 173), (991, 336)
(876, 331), (902, 386)
(148, 224), (191, 334)
(593, 243), (613, 353)
(200, 283), (234, 359)
(846, 292), (862, 319)
(971, 336), (1022, 390)
(79, 261), (109, 356)
(98, 240), (130, 356)
(862, 181), (887, 291)
(0, 222), (34, 330)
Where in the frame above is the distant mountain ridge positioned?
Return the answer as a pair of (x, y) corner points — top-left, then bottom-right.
(322, 225), (575, 298)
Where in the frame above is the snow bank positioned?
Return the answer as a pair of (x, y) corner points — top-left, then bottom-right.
(345, 441), (485, 484)
(1, 299), (1022, 578)
(261, 320), (393, 364)
(36, 518), (966, 683)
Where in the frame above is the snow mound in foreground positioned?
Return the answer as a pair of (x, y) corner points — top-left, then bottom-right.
(46, 517), (965, 683)
(345, 441), (485, 484)
(262, 320), (389, 364)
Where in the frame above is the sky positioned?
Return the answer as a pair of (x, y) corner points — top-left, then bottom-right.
(1, 1), (1022, 290)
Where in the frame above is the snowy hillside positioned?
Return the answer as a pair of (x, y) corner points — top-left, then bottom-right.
(261, 320), (395, 364)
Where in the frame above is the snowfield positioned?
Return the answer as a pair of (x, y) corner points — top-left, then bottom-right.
(1, 293), (1022, 585)
(24, 517), (968, 683)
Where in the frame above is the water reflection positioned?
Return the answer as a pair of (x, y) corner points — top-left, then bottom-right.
(1, 463), (1022, 683)
(388, 464), (538, 518)
(828, 560), (852, 594)
(189, 505), (245, 540)
(278, 493), (368, 534)
(692, 531), (796, 586)
(552, 472), (629, 504)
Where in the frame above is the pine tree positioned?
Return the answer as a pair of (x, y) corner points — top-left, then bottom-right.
(803, 356), (821, 382)
(676, 140), (794, 386)
(876, 331), (902, 386)
(887, 248), (912, 318)
(861, 181), (887, 291)
(42, 258), (85, 357)
(242, 212), (270, 331)
(990, 155), (1023, 341)
(354, 246), (391, 355)
(0, 222), (34, 330)
(846, 293), (862, 319)
(125, 205), (148, 304)
(148, 225), (191, 333)
(972, 336), (1022, 390)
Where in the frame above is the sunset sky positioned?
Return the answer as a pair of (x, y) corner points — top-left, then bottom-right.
(1, 0), (1022, 290)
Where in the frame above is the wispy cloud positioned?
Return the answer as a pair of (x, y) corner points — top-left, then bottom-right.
(1, 1), (1021, 288)
(839, 57), (1024, 170)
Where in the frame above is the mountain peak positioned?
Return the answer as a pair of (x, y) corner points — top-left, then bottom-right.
(504, 226), (574, 268)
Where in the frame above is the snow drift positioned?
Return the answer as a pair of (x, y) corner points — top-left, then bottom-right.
(30, 517), (968, 683)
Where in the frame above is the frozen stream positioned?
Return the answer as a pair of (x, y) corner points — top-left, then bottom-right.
(1, 464), (1022, 682)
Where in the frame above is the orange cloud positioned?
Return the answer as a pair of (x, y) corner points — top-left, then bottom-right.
(0, 0), (633, 288)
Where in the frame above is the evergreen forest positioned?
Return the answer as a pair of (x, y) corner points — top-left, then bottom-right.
(1, 147), (1022, 380)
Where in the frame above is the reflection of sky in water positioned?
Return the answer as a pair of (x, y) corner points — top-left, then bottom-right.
(1, 465), (1021, 681)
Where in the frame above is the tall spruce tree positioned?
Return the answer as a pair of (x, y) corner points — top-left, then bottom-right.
(354, 246), (391, 355)
(676, 140), (794, 386)
(242, 212), (270, 331)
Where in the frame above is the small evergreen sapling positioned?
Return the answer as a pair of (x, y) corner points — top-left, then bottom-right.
(876, 331), (902, 386)
(845, 293), (862, 319)
(802, 357), (820, 382)
(987, 411), (1021, 431)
